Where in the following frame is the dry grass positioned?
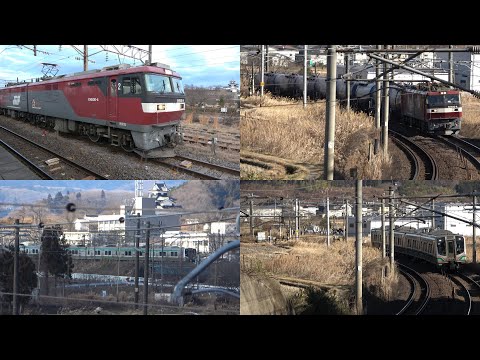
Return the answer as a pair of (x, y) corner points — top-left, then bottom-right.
(242, 238), (398, 303)
(461, 93), (480, 138)
(240, 94), (390, 179)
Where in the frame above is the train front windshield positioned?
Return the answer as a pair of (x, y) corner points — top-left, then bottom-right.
(437, 238), (446, 256)
(426, 94), (460, 108)
(455, 236), (465, 254)
(145, 74), (184, 94)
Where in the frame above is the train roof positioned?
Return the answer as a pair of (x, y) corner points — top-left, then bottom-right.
(373, 226), (461, 238)
(2, 64), (181, 89)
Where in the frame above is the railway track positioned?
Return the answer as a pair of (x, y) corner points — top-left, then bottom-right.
(174, 155), (240, 177)
(388, 129), (439, 180)
(438, 135), (480, 172)
(0, 126), (108, 180)
(0, 139), (53, 179)
(154, 155), (237, 180)
(389, 130), (439, 180)
(449, 271), (480, 315)
(397, 263), (430, 315)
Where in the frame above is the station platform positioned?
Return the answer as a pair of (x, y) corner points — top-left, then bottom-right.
(0, 144), (42, 179)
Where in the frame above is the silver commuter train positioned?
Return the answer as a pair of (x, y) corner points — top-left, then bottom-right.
(371, 226), (467, 270)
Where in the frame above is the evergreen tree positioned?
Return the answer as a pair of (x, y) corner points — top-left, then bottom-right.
(0, 249), (37, 314)
(40, 226), (74, 295)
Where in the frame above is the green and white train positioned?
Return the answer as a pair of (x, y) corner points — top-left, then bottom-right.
(371, 227), (467, 270)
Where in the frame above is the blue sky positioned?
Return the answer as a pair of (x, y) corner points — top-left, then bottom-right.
(0, 180), (186, 206)
(0, 45), (239, 87)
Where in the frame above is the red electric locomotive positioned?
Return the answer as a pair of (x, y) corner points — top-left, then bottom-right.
(0, 63), (185, 157)
(400, 85), (462, 135)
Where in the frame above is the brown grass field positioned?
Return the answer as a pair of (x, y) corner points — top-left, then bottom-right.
(460, 93), (480, 138)
(241, 95), (390, 179)
(241, 236), (399, 313)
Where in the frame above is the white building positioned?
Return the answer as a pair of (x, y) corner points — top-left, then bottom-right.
(435, 203), (477, 236)
(349, 216), (432, 237)
(436, 52), (480, 91)
(159, 231), (210, 253)
(63, 232), (92, 246)
(148, 182), (177, 208)
(210, 222), (226, 235)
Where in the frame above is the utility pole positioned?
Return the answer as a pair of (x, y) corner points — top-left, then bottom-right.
(344, 199), (348, 241)
(389, 186), (395, 272)
(134, 213), (140, 309)
(375, 45), (383, 129)
(249, 198), (254, 237)
(13, 219), (19, 315)
(83, 45), (88, 71)
(381, 198), (386, 259)
(382, 45), (390, 156)
(431, 199), (436, 229)
(326, 197), (330, 246)
(304, 45), (308, 109)
(324, 45), (337, 180)
(295, 199), (299, 239)
(473, 194), (477, 264)
(260, 45), (265, 97)
(274, 198), (277, 227)
(148, 45), (152, 65)
(143, 222), (150, 315)
(355, 181), (363, 315)
(265, 45), (269, 72)
(345, 53), (350, 111)
(449, 45), (454, 84)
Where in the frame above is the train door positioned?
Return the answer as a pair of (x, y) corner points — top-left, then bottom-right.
(108, 77), (118, 121)
(446, 239), (455, 262)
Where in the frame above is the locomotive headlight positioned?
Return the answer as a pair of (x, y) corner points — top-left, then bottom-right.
(157, 104), (166, 111)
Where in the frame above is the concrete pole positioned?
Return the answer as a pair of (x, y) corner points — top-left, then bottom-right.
(265, 45), (269, 72)
(382, 45), (390, 156)
(249, 199), (254, 237)
(260, 45), (265, 97)
(449, 45), (454, 84)
(375, 45), (383, 129)
(324, 45), (337, 180)
(143, 222), (150, 315)
(134, 213), (140, 309)
(295, 199), (299, 240)
(389, 186), (395, 272)
(381, 198), (386, 259)
(432, 199), (436, 230)
(355, 181), (363, 315)
(344, 199), (348, 241)
(473, 195), (477, 264)
(274, 198), (277, 226)
(13, 219), (19, 315)
(83, 45), (88, 71)
(326, 197), (330, 246)
(304, 45), (308, 109)
(148, 45), (152, 65)
(345, 53), (350, 111)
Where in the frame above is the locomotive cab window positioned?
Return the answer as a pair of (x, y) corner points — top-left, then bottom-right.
(145, 74), (173, 93)
(171, 77), (184, 94)
(122, 77), (142, 95)
(426, 94), (460, 108)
